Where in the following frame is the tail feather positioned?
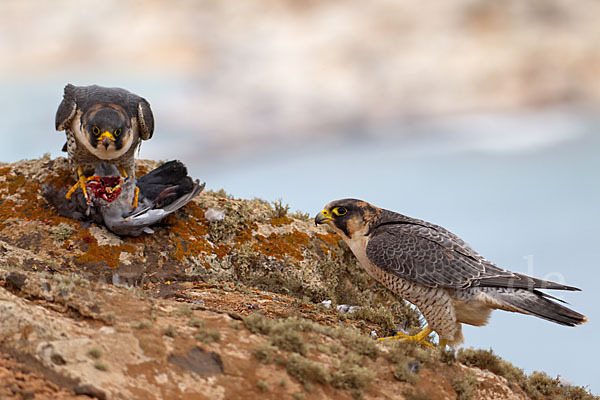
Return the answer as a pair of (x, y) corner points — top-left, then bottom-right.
(485, 288), (587, 327)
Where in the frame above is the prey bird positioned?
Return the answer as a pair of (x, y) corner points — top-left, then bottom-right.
(43, 161), (204, 237)
(315, 199), (587, 347)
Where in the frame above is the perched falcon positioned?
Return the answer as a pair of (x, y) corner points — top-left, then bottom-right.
(55, 84), (154, 203)
(315, 199), (587, 347)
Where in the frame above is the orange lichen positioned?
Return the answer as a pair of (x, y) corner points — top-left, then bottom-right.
(269, 216), (293, 227)
(164, 206), (234, 261)
(73, 229), (137, 268)
(0, 171), (75, 226)
(233, 228), (254, 245)
(252, 229), (311, 261)
(135, 166), (150, 176)
(43, 167), (75, 189)
(315, 233), (340, 247)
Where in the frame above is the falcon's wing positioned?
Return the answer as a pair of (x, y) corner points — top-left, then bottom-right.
(365, 222), (580, 291)
(136, 98), (154, 140)
(55, 84), (79, 131)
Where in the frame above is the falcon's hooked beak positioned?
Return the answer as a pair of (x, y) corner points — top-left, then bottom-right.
(98, 131), (116, 149)
(315, 209), (334, 226)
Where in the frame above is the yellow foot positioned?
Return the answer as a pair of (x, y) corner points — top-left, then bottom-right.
(377, 326), (435, 349)
(65, 167), (90, 203)
(132, 186), (139, 208)
(118, 166), (128, 178)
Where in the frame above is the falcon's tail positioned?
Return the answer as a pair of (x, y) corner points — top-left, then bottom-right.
(486, 288), (588, 327)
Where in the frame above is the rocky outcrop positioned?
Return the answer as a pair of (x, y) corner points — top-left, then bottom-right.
(0, 157), (596, 399)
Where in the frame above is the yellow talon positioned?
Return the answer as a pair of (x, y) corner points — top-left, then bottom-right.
(132, 186), (139, 208)
(377, 326), (436, 349)
(65, 167), (90, 203)
(118, 166), (128, 178)
(65, 181), (80, 200)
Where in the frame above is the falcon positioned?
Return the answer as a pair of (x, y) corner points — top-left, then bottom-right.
(315, 199), (587, 347)
(55, 84), (154, 205)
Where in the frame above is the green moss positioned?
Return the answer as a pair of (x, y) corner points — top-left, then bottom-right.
(269, 321), (309, 356)
(163, 325), (177, 338)
(195, 327), (220, 343)
(330, 353), (375, 395)
(525, 371), (558, 397)
(393, 361), (418, 384)
(437, 347), (456, 365)
(334, 326), (378, 359)
(87, 347), (103, 359)
(252, 342), (278, 364)
(457, 348), (525, 387)
(271, 199), (290, 218)
(384, 340), (430, 365)
(290, 210), (311, 221)
(94, 360), (109, 371)
(209, 189), (234, 200)
(257, 380), (269, 392)
(131, 320), (152, 329)
(451, 373), (478, 400)
(346, 305), (398, 337)
(50, 222), (76, 242)
(285, 353), (330, 387)
(557, 386), (599, 400)
(208, 199), (259, 242)
(188, 318), (206, 328)
(456, 349), (598, 400)
(103, 311), (116, 324)
(243, 313), (273, 335)
(175, 304), (193, 317)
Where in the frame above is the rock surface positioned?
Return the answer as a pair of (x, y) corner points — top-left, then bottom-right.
(0, 157), (596, 400)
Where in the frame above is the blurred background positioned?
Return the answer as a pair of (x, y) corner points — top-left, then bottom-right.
(1, 0), (599, 392)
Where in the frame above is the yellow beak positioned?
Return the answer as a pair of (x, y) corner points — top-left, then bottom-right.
(315, 209), (334, 226)
(97, 131), (116, 142)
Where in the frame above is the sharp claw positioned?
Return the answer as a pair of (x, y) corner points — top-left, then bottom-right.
(65, 181), (80, 200)
(65, 167), (92, 203)
(132, 186), (139, 208)
(377, 327), (436, 348)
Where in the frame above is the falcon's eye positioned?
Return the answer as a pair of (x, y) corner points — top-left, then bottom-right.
(92, 126), (100, 136)
(114, 128), (122, 137)
(332, 207), (347, 216)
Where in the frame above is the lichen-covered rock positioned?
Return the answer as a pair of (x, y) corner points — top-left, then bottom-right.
(0, 156), (419, 335)
(0, 158), (597, 400)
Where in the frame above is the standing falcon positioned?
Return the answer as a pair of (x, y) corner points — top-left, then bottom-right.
(55, 84), (154, 204)
(315, 199), (587, 347)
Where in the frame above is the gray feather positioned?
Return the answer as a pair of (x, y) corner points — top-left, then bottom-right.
(366, 211), (581, 291)
(483, 288), (587, 326)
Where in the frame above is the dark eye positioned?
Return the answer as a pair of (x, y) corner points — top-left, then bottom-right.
(114, 128), (122, 137)
(333, 207), (347, 216)
(92, 126), (100, 136)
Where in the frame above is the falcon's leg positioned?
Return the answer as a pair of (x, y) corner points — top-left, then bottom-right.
(65, 167), (91, 204)
(118, 166), (140, 208)
(378, 326), (435, 349)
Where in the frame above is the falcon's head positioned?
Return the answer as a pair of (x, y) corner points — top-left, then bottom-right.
(315, 198), (381, 239)
(81, 103), (134, 160)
